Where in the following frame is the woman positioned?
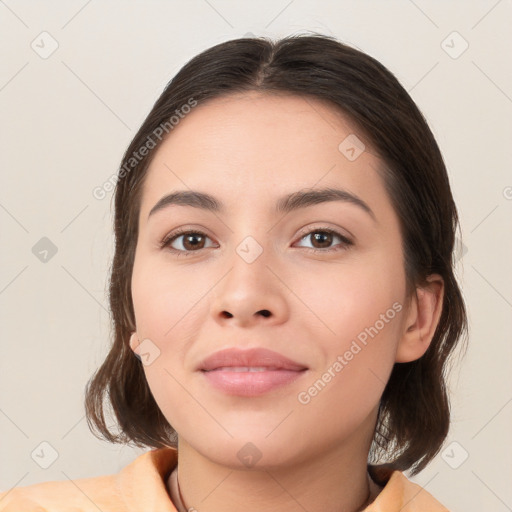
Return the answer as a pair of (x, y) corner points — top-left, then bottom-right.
(0, 33), (467, 511)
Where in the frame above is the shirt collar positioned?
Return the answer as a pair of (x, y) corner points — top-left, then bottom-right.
(116, 446), (179, 512)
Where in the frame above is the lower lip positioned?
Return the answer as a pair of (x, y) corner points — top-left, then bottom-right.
(201, 368), (307, 396)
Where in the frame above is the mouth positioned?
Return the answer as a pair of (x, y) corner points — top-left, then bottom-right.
(198, 348), (308, 396)
(198, 347), (308, 372)
(204, 366), (287, 372)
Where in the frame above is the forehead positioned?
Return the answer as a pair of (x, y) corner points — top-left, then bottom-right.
(138, 92), (391, 221)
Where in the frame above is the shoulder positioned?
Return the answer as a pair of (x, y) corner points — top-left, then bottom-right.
(0, 447), (179, 512)
(367, 470), (450, 511)
(0, 473), (120, 512)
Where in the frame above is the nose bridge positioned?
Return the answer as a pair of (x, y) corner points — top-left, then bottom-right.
(227, 230), (273, 294)
(224, 207), (274, 273)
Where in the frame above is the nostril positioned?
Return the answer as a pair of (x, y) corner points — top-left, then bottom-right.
(258, 310), (271, 317)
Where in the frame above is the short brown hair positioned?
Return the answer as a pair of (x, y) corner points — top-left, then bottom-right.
(84, 33), (468, 480)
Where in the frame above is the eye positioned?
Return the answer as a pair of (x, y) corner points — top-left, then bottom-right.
(294, 227), (353, 253)
(160, 229), (216, 256)
(160, 226), (353, 257)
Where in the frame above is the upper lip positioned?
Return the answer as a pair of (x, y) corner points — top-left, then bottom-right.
(197, 347), (308, 372)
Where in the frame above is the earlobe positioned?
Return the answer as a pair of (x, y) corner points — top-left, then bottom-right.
(129, 332), (140, 353)
(395, 275), (444, 363)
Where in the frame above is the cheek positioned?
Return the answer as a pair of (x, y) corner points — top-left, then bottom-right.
(293, 252), (406, 341)
(292, 282), (404, 442)
(130, 257), (202, 428)
(291, 253), (405, 396)
(131, 254), (208, 338)
(131, 255), (211, 409)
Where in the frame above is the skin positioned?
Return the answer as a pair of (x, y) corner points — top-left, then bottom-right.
(129, 91), (444, 512)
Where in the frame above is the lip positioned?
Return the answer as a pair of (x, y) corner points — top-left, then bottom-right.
(197, 347), (307, 372)
(197, 347), (308, 396)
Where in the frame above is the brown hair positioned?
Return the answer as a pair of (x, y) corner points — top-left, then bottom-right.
(84, 32), (468, 480)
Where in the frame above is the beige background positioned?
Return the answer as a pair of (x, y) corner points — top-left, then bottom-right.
(1, 1), (511, 510)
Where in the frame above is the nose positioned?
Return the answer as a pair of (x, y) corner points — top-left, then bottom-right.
(210, 242), (289, 328)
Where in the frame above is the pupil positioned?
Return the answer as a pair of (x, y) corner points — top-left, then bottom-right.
(313, 232), (331, 247)
(186, 234), (202, 248)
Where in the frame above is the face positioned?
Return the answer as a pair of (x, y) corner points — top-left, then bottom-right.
(130, 92), (412, 469)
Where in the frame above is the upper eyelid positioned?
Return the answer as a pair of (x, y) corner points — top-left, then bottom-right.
(296, 225), (352, 241)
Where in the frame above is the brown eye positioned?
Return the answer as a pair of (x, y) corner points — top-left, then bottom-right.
(180, 233), (206, 251)
(310, 231), (334, 249)
(295, 228), (353, 252)
(161, 230), (215, 254)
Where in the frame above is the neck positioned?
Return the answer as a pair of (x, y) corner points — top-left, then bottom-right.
(168, 413), (381, 512)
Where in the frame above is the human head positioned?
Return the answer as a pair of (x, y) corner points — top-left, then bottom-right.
(85, 33), (467, 478)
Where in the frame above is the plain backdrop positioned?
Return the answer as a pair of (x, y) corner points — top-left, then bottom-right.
(1, 1), (511, 511)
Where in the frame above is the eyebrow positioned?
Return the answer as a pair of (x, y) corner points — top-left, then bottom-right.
(148, 187), (376, 222)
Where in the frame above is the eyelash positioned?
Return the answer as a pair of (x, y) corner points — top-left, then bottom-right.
(159, 227), (353, 257)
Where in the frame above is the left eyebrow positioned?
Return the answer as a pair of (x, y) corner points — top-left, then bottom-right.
(275, 187), (376, 221)
(147, 187), (376, 222)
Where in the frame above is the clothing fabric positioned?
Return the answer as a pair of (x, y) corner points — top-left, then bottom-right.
(0, 446), (449, 511)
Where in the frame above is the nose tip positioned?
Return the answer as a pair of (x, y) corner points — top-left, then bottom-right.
(212, 245), (289, 327)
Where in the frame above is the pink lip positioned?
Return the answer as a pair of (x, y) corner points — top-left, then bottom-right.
(198, 348), (308, 396)
(198, 347), (307, 372)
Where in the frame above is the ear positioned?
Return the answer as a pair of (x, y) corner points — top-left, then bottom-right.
(129, 331), (141, 355)
(395, 274), (444, 363)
